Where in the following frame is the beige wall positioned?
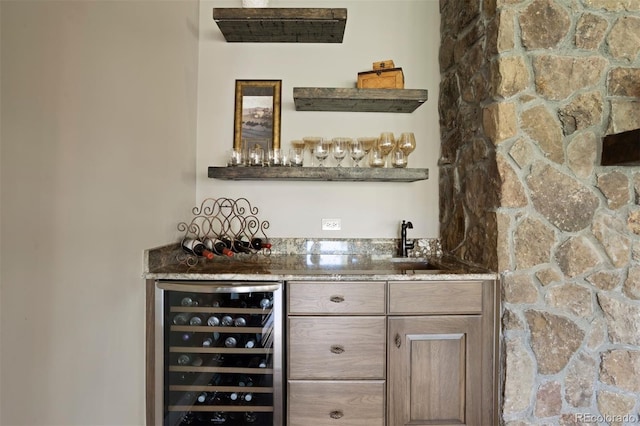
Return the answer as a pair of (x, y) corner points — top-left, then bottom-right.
(1, 0), (441, 424)
(0, 1), (199, 425)
(197, 0), (441, 239)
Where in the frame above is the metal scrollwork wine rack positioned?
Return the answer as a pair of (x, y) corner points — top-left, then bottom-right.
(177, 197), (271, 266)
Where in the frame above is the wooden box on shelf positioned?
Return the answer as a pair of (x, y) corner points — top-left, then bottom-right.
(357, 68), (405, 89)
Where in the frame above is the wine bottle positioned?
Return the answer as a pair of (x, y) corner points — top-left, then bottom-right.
(189, 314), (207, 326)
(237, 375), (255, 387)
(224, 334), (244, 348)
(206, 314), (221, 326)
(203, 237), (234, 257)
(259, 296), (273, 309)
(209, 412), (228, 424)
(180, 332), (194, 343)
(233, 314), (250, 327)
(182, 238), (214, 259)
(180, 295), (200, 307)
(244, 412), (258, 424)
(221, 237), (252, 254)
(207, 373), (223, 386)
(229, 391), (253, 404)
(220, 314), (234, 326)
(196, 390), (222, 404)
(176, 354), (192, 365)
(172, 312), (191, 325)
(244, 336), (257, 348)
(250, 238), (272, 250)
(201, 332), (220, 347)
(247, 357), (268, 368)
(177, 353), (204, 367)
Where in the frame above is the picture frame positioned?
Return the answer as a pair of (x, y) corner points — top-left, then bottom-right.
(233, 80), (282, 152)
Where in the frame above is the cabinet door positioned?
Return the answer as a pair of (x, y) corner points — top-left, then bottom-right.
(388, 315), (482, 426)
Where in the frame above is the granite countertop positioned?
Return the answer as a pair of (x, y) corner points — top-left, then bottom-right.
(144, 240), (497, 282)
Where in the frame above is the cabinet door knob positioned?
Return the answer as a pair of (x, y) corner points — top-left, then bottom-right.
(329, 410), (344, 419)
(395, 333), (402, 348)
(330, 344), (345, 354)
(330, 295), (345, 303)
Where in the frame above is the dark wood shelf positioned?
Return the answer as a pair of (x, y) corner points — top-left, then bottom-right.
(601, 128), (640, 166)
(212, 8), (347, 43)
(208, 166), (429, 182)
(293, 88), (428, 113)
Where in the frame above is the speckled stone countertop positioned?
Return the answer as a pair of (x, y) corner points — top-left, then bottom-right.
(144, 238), (497, 281)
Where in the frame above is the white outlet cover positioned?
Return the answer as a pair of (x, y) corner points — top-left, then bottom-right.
(321, 218), (342, 231)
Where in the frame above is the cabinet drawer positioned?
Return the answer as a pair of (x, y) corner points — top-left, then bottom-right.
(288, 316), (385, 379)
(388, 281), (483, 314)
(288, 281), (385, 314)
(288, 380), (385, 426)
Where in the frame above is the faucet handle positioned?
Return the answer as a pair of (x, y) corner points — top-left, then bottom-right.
(402, 220), (413, 229)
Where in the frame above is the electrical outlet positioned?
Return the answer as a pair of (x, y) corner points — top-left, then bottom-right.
(321, 218), (342, 231)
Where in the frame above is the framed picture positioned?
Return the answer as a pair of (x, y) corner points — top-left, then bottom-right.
(233, 80), (282, 152)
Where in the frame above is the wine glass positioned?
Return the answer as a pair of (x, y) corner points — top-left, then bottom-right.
(358, 137), (376, 158)
(332, 137), (350, 167)
(377, 132), (396, 167)
(398, 132), (416, 156)
(391, 148), (408, 168)
(314, 138), (331, 167)
(368, 147), (386, 168)
(303, 137), (321, 167)
(349, 139), (366, 167)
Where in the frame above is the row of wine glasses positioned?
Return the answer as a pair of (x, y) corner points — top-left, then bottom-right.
(294, 132), (416, 168)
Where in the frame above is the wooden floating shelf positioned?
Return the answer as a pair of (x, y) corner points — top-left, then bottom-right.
(293, 88), (428, 113)
(601, 128), (640, 166)
(208, 167), (429, 182)
(212, 8), (347, 43)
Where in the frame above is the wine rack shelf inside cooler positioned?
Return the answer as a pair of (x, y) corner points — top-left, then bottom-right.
(161, 285), (282, 426)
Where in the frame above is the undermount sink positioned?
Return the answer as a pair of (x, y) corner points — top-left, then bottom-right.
(288, 255), (446, 275)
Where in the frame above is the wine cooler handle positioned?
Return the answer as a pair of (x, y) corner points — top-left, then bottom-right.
(330, 410), (344, 419)
(157, 281), (280, 294)
(330, 295), (345, 303)
(330, 344), (345, 354)
(395, 333), (402, 348)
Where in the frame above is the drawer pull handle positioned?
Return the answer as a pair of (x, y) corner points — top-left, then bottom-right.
(330, 345), (345, 354)
(329, 410), (344, 419)
(330, 295), (345, 303)
(395, 333), (402, 348)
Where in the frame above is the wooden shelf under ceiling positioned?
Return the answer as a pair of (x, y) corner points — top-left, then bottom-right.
(212, 8), (347, 43)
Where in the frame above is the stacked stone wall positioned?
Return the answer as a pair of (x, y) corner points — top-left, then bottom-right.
(439, 0), (640, 424)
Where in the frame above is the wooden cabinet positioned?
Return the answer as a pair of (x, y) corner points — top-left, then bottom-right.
(288, 381), (385, 426)
(287, 281), (386, 426)
(286, 279), (498, 426)
(387, 280), (498, 426)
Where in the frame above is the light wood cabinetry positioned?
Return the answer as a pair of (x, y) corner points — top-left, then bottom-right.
(287, 279), (498, 426)
(288, 381), (385, 426)
(287, 281), (386, 426)
(387, 280), (498, 426)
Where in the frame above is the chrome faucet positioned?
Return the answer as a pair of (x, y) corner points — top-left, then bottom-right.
(399, 220), (414, 257)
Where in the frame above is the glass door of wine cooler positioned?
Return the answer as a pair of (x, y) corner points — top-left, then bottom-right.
(155, 281), (283, 426)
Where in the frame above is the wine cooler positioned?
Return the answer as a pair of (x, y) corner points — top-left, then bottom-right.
(153, 281), (284, 426)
